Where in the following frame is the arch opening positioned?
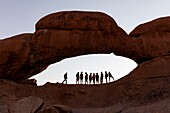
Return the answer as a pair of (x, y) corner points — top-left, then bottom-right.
(30, 53), (138, 86)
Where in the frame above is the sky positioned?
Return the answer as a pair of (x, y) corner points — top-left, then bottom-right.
(1, 1), (170, 85)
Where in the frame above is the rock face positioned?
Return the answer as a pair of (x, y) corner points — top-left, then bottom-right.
(0, 34), (32, 81)
(36, 11), (119, 32)
(129, 16), (170, 37)
(8, 96), (44, 113)
(0, 34), (48, 82)
(121, 98), (170, 113)
(32, 11), (129, 67)
(0, 11), (170, 113)
(129, 16), (170, 63)
(0, 11), (170, 82)
(0, 11), (169, 82)
(0, 11), (130, 82)
(20, 78), (37, 86)
(0, 56), (170, 113)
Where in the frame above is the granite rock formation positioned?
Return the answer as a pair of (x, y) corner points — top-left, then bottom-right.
(0, 56), (169, 113)
(0, 11), (130, 82)
(8, 96), (44, 113)
(0, 34), (48, 82)
(0, 11), (170, 113)
(129, 16), (170, 63)
(0, 11), (170, 82)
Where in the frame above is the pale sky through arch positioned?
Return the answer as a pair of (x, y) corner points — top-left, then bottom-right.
(31, 54), (137, 85)
(0, 1), (170, 85)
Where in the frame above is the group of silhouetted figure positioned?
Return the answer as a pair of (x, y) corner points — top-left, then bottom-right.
(62, 71), (115, 84)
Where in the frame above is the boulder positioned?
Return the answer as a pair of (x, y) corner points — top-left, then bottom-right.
(35, 11), (170, 64)
(8, 96), (44, 113)
(0, 34), (32, 81)
(36, 11), (120, 33)
(128, 16), (170, 63)
(118, 56), (170, 83)
(32, 11), (130, 65)
(129, 16), (170, 37)
(0, 34), (48, 82)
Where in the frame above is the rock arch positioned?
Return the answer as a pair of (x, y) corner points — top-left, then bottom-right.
(0, 11), (170, 82)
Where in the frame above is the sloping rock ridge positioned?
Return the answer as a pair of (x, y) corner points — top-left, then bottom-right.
(0, 56), (170, 112)
(0, 11), (170, 113)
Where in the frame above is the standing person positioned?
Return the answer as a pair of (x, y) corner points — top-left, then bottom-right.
(100, 72), (103, 84)
(93, 73), (96, 84)
(76, 72), (79, 84)
(85, 72), (88, 84)
(80, 72), (83, 84)
(89, 73), (92, 84)
(62, 72), (68, 84)
(105, 71), (108, 83)
(96, 73), (99, 84)
(108, 71), (115, 82)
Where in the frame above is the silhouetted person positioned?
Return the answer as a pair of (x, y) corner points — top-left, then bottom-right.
(76, 72), (79, 84)
(89, 73), (92, 84)
(93, 73), (96, 84)
(85, 72), (88, 84)
(80, 72), (83, 84)
(62, 72), (68, 84)
(108, 71), (115, 82)
(100, 72), (103, 84)
(105, 71), (108, 83)
(96, 73), (99, 84)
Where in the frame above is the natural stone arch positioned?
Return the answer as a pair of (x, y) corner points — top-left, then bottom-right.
(0, 11), (170, 83)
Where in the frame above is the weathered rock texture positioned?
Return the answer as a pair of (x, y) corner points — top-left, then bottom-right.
(8, 96), (44, 113)
(0, 56), (170, 113)
(32, 11), (130, 69)
(20, 78), (37, 86)
(0, 11), (170, 82)
(121, 98), (170, 113)
(0, 11), (170, 113)
(0, 34), (48, 82)
(129, 16), (170, 63)
(0, 11), (130, 82)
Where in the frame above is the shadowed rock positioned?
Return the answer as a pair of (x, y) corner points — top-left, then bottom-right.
(36, 11), (120, 32)
(0, 11), (130, 82)
(0, 34), (48, 82)
(8, 96), (44, 113)
(0, 56), (169, 113)
(130, 16), (170, 37)
(129, 16), (170, 63)
(33, 11), (130, 65)
(121, 98), (170, 113)
(0, 11), (170, 82)
(20, 78), (37, 86)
